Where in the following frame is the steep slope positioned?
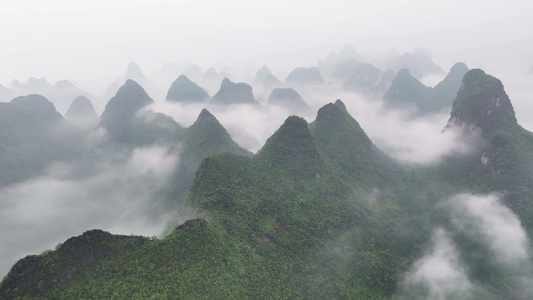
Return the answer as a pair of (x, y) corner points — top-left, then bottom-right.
(432, 62), (469, 111)
(211, 78), (259, 105)
(440, 69), (532, 198)
(383, 68), (433, 112)
(330, 57), (362, 81)
(124, 62), (148, 82)
(165, 75), (209, 103)
(427, 68), (533, 298)
(254, 65), (283, 89)
(267, 88), (311, 115)
(65, 95), (99, 129)
(0, 84), (16, 102)
(0, 230), (148, 298)
(317, 44), (363, 79)
(9, 78), (94, 114)
(99, 79), (182, 146)
(1, 105), (436, 299)
(309, 100), (400, 187)
(445, 69), (516, 131)
(181, 64), (203, 81)
(383, 63), (468, 116)
(0, 95), (86, 186)
(161, 109), (251, 210)
(10, 94), (63, 122)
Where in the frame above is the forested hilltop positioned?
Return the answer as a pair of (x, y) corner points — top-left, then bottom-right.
(2, 69), (533, 299)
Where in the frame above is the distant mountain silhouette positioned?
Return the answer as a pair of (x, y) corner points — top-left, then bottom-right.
(254, 66), (283, 89)
(343, 63), (392, 95)
(182, 64), (203, 81)
(125, 62), (148, 82)
(211, 78), (260, 105)
(7, 78), (93, 114)
(317, 44), (363, 78)
(285, 67), (325, 85)
(389, 50), (443, 79)
(65, 96), (99, 130)
(0, 94), (85, 186)
(383, 63), (469, 116)
(99, 79), (182, 146)
(331, 58), (363, 81)
(166, 75), (209, 103)
(267, 88), (312, 115)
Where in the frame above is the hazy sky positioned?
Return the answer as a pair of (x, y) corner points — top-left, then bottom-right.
(1, 0), (532, 93)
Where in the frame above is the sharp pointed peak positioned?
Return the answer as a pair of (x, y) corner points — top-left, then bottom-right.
(177, 74), (191, 80)
(450, 62), (468, 73)
(334, 99), (346, 111)
(446, 69), (517, 131)
(198, 108), (214, 119)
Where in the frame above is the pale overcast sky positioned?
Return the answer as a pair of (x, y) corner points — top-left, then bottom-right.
(1, 0), (532, 92)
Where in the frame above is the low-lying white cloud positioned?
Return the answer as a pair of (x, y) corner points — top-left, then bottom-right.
(401, 228), (473, 300)
(449, 193), (529, 265)
(0, 146), (179, 278)
(301, 89), (472, 164)
(146, 83), (473, 164)
(146, 101), (312, 153)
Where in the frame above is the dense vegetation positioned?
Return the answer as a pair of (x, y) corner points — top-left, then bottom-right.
(267, 88), (311, 114)
(2, 69), (533, 299)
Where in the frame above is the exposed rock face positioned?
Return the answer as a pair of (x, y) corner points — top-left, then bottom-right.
(254, 115), (321, 178)
(166, 75), (209, 103)
(211, 78), (259, 105)
(445, 69), (516, 132)
(65, 96), (99, 129)
(267, 88), (311, 115)
(285, 67), (325, 85)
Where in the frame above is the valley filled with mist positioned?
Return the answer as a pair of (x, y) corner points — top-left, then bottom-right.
(1, 42), (533, 299)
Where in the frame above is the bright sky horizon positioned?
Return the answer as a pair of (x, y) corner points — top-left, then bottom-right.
(1, 0), (532, 94)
